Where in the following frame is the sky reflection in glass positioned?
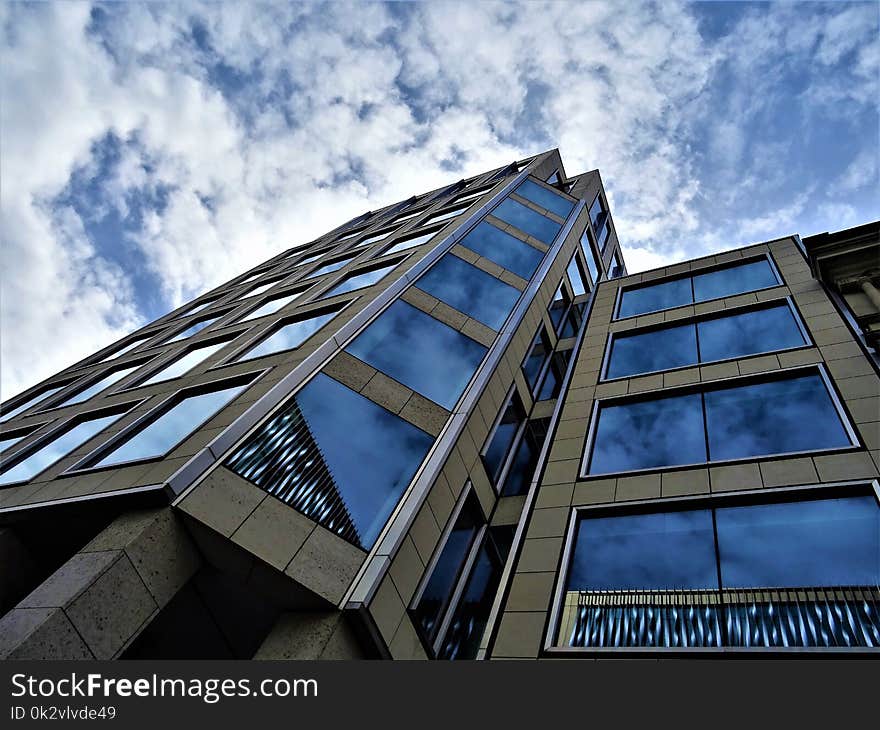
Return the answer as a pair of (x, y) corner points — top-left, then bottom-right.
(459, 221), (544, 281)
(515, 179), (575, 219)
(346, 301), (487, 410)
(416, 254), (519, 330)
(138, 340), (228, 386)
(166, 316), (218, 343)
(491, 197), (561, 243)
(51, 364), (142, 409)
(704, 374), (851, 461)
(1, 412), (125, 485)
(90, 384), (246, 468)
(589, 393), (706, 474)
(294, 374), (434, 548)
(618, 277), (692, 318)
(382, 230), (437, 256)
(693, 259), (778, 302)
(98, 335), (150, 362)
(566, 257), (587, 296)
(239, 291), (302, 322)
(238, 310), (338, 361)
(697, 303), (805, 362)
(307, 256), (354, 279)
(1, 385), (65, 422)
(322, 263), (396, 298)
(607, 323), (697, 379)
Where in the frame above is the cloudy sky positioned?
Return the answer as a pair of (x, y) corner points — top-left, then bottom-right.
(1, 1), (878, 399)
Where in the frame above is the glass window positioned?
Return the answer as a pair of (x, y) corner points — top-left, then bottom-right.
(580, 229), (601, 286)
(596, 218), (611, 252)
(0, 411), (126, 485)
(588, 393), (706, 474)
(346, 301), (487, 410)
(0, 432), (27, 452)
(241, 278), (283, 299)
(697, 303), (806, 362)
(560, 303), (585, 339)
(392, 208), (425, 225)
(225, 373), (433, 549)
(356, 229), (395, 247)
(306, 255), (355, 279)
(546, 171), (560, 184)
(522, 329), (552, 394)
(239, 291), (302, 322)
(382, 229), (438, 256)
(693, 259), (779, 302)
(500, 418), (549, 496)
(183, 298), (217, 317)
(97, 334), (151, 363)
(416, 254), (520, 331)
(618, 277), (692, 318)
(412, 495), (483, 643)
(295, 251), (324, 266)
(482, 391), (526, 484)
(424, 205), (468, 225)
(451, 187), (491, 206)
(237, 310), (339, 362)
(549, 284), (571, 333)
(589, 194), (606, 230)
(50, 364), (143, 410)
(537, 350), (571, 401)
(704, 373), (852, 461)
(88, 383), (248, 469)
(491, 197), (561, 244)
(566, 257), (587, 297)
(610, 249), (624, 277)
(1, 385), (66, 423)
(321, 262), (397, 298)
(606, 323), (698, 379)
(459, 222), (544, 281)
(515, 179), (575, 219)
(165, 316), (218, 343)
(137, 340), (229, 387)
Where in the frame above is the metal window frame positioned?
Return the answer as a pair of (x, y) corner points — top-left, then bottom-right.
(544, 478), (880, 655)
(579, 362), (863, 480)
(612, 252), (785, 321)
(480, 385), (529, 492)
(599, 296), (814, 382)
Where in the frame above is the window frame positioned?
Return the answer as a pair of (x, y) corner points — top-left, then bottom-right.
(580, 364), (861, 479)
(545, 479), (880, 655)
(599, 297), (813, 382)
(480, 385), (529, 492)
(613, 253), (784, 321)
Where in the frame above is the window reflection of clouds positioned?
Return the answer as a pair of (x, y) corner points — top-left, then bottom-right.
(589, 393), (706, 474)
(618, 277), (692, 318)
(515, 180), (575, 219)
(492, 197), (562, 244)
(607, 324), (697, 378)
(238, 310), (337, 361)
(459, 222), (544, 281)
(346, 301), (487, 410)
(693, 259), (778, 302)
(697, 304), (805, 362)
(416, 254), (519, 330)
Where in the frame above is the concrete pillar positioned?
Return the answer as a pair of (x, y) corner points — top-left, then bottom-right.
(254, 611), (366, 659)
(0, 507), (201, 659)
(859, 278), (880, 312)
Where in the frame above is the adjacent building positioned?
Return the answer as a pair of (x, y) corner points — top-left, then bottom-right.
(0, 149), (877, 659)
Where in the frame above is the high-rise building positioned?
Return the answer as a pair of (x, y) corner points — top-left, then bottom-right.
(0, 149), (877, 660)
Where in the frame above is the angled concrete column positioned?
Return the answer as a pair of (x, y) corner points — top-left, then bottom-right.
(0, 507), (201, 659)
(254, 611), (366, 659)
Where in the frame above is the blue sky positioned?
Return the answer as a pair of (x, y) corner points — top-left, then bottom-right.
(1, 1), (877, 398)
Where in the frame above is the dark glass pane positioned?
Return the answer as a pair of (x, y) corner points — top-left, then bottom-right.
(537, 350), (570, 401)
(346, 301), (487, 410)
(618, 277), (692, 318)
(322, 263), (396, 298)
(697, 304), (806, 362)
(238, 310), (338, 361)
(412, 497), (483, 642)
(560, 303), (585, 339)
(596, 218), (611, 252)
(692, 259), (778, 303)
(566, 257), (587, 297)
(0, 412), (125, 485)
(522, 329), (551, 393)
(716, 496), (880, 589)
(500, 418), (549, 496)
(226, 374), (433, 549)
(491, 197), (562, 244)
(459, 221), (544, 281)
(567, 509), (717, 591)
(589, 393), (706, 474)
(515, 179), (575, 219)
(606, 323), (698, 379)
(438, 536), (503, 659)
(704, 374), (851, 461)
(548, 284), (569, 332)
(482, 392), (526, 483)
(416, 254), (520, 331)
(91, 384), (246, 468)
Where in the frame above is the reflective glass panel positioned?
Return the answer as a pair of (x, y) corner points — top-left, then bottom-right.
(589, 195), (606, 229)
(580, 230), (600, 285)
(459, 221), (544, 281)
(183, 298), (216, 317)
(522, 329), (551, 393)
(295, 251), (324, 266)
(90, 384), (246, 468)
(716, 496), (880, 589)
(225, 373), (434, 549)
(237, 310), (338, 361)
(138, 341), (228, 387)
(356, 229), (394, 246)
(241, 279), (282, 299)
(425, 205), (468, 225)
(566, 257), (587, 297)
(0, 432), (27, 452)
(416, 254), (519, 330)
(382, 230), (437, 256)
(98, 335), (151, 363)
(307, 256), (354, 279)
(501, 418), (549, 496)
(491, 197), (561, 243)
(692, 259), (778, 302)
(0, 385), (65, 423)
(606, 323), (698, 379)
(549, 284), (570, 332)
(515, 179), (575, 219)
(537, 350), (570, 401)
(567, 510), (718, 591)
(0, 412), (125, 485)
(589, 393), (706, 474)
(482, 392), (526, 483)
(618, 277), (692, 318)
(346, 301), (487, 410)
(166, 316), (218, 343)
(697, 303), (806, 362)
(239, 291), (302, 322)
(322, 263), (396, 298)
(51, 364), (143, 409)
(704, 373), (851, 461)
